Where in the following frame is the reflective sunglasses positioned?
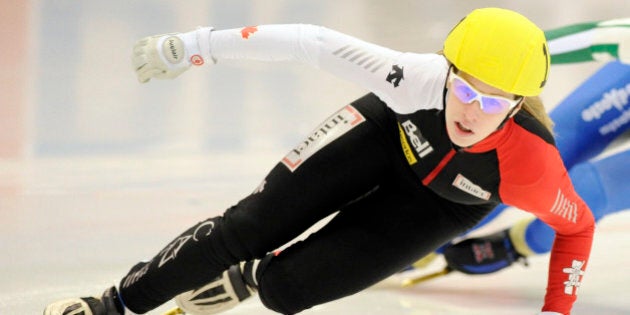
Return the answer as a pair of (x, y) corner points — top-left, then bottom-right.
(448, 68), (522, 114)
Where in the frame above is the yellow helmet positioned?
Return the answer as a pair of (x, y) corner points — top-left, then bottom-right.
(443, 8), (550, 96)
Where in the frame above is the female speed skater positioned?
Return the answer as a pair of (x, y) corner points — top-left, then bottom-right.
(45, 8), (593, 315)
(419, 18), (630, 279)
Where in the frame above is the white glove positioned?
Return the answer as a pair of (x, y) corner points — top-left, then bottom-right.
(131, 27), (214, 83)
(537, 312), (562, 315)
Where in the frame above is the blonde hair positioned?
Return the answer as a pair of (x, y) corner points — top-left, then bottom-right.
(521, 96), (554, 134)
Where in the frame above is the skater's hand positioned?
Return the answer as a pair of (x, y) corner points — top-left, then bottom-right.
(132, 27), (214, 83)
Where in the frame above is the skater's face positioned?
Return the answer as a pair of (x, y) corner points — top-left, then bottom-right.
(445, 68), (522, 147)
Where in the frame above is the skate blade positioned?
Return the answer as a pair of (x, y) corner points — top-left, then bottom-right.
(401, 267), (452, 287)
(162, 307), (185, 315)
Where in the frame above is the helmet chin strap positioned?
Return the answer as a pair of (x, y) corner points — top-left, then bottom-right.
(496, 103), (521, 131)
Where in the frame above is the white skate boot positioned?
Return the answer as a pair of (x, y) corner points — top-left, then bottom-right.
(43, 286), (125, 315)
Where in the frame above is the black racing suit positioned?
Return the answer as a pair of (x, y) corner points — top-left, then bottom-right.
(120, 93), (496, 314)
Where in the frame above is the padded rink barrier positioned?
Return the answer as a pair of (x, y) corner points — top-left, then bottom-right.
(0, 2), (31, 158)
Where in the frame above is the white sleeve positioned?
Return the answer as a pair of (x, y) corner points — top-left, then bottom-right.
(209, 24), (447, 113)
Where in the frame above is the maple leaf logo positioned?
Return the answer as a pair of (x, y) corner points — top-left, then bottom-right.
(241, 26), (258, 39)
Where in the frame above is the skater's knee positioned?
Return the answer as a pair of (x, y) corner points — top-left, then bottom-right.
(222, 205), (285, 258)
(257, 255), (310, 314)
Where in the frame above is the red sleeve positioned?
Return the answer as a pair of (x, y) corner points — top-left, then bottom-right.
(499, 132), (595, 315)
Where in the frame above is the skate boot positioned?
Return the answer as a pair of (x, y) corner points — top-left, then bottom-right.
(174, 262), (259, 314)
(43, 286), (125, 315)
(443, 228), (528, 274)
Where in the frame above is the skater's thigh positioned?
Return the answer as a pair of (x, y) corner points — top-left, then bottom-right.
(222, 102), (399, 257)
(257, 183), (477, 313)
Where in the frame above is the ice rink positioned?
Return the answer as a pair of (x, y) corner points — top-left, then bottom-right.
(2, 1), (630, 314)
